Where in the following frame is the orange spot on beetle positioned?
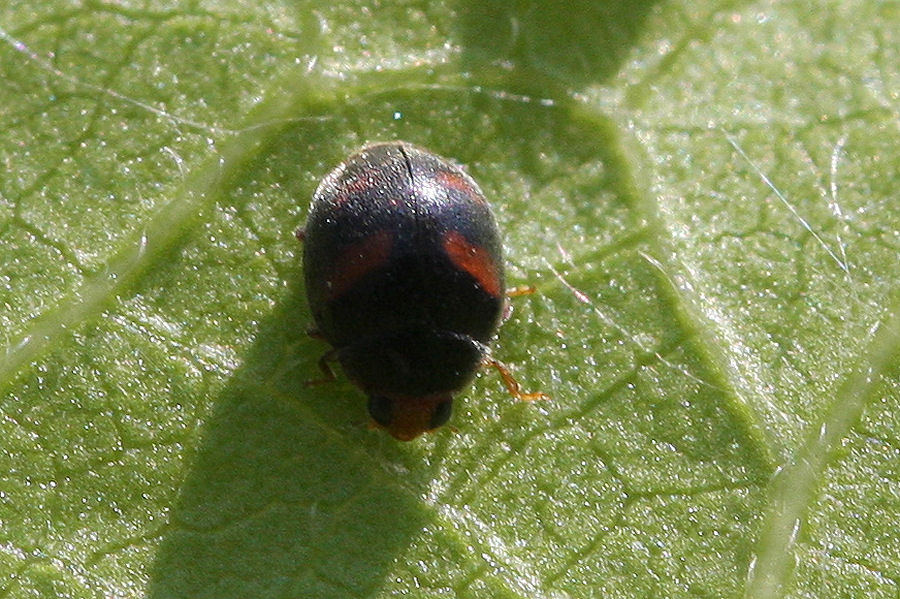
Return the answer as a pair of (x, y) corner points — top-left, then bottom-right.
(442, 230), (502, 297)
(436, 170), (483, 202)
(370, 393), (451, 441)
(326, 230), (393, 300)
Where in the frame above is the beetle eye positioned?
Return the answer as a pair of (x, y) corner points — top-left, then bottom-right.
(429, 400), (453, 430)
(367, 395), (393, 427)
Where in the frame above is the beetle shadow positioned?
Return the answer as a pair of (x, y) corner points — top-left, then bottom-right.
(144, 262), (438, 598)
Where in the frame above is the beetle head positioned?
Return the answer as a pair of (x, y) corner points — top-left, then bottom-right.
(367, 393), (453, 441)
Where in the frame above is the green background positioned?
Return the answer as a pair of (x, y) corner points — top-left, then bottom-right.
(1, 1), (898, 598)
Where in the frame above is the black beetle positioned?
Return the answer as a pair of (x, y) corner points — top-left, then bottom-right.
(300, 141), (544, 440)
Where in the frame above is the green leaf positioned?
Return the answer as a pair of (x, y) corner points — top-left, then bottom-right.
(1, 1), (898, 598)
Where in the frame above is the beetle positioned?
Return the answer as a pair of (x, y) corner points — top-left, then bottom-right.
(300, 141), (544, 441)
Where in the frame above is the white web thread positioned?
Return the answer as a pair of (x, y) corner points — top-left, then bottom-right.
(0, 25), (232, 135)
(723, 130), (850, 276)
(0, 25), (328, 136)
(545, 246), (724, 392)
(827, 134), (852, 276)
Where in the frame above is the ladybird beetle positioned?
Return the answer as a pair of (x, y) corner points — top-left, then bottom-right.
(301, 141), (543, 441)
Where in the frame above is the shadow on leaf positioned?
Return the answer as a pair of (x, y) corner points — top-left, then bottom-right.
(145, 265), (435, 598)
(457, 0), (660, 92)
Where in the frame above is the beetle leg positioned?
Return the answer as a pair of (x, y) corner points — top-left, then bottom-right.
(483, 357), (549, 401)
(306, 349), (339, 386)
(502, 285), (537, 322)
(506, 284), (536, 297)
(295, 228), (306, 242)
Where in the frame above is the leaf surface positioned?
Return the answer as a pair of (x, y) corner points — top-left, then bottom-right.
(0, 1), (898, 598)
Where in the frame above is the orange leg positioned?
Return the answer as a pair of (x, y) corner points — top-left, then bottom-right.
(502, 285), (538, 321)
(506, 284), (537, 297)
(484, 357), (550, 401)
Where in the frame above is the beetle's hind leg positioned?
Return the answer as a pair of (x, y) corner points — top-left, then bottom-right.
(483, 357), (549, 401)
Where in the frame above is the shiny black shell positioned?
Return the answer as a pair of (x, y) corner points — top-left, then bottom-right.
(302, 142), (505, 439)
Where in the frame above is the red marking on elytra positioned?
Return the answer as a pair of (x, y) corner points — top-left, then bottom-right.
(436, 170), (483, 202)
(327, 230), (393, 299)
(328, 172), (380, 206)
(442, 230), (502, 297)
